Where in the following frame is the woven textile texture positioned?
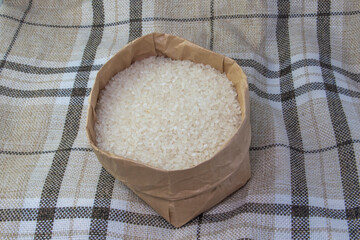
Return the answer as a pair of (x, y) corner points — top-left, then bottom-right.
(0, 0), (359, 239)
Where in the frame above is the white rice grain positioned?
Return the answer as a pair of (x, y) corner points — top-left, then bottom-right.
(95, 56), (241, 170)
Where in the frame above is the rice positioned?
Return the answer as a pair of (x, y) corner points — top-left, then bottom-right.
(95, 56), (242, 170)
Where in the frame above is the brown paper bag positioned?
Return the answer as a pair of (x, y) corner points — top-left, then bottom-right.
(86, 33), (251, 227)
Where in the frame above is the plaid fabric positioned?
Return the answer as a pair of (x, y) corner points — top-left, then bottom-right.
(0, 0), (359, 239)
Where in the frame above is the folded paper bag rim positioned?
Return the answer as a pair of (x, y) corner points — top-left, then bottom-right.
(86, 32), (251, 227)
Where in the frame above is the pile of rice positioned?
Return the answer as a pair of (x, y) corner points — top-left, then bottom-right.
(95, 56), (242, 170)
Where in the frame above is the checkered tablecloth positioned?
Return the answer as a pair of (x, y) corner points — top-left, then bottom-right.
(0, 0), (359, 239)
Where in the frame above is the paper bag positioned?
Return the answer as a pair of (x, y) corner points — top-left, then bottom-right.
(86, 33), (251, 227)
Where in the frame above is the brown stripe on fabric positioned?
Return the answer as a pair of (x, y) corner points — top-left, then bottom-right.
(249, 139), (360, 154)
(276, 0), (310, 239)
(0, 208), (39, 221)
(89, 168), (115, 239)
(0, 148), (92, 155)
(317, 1), (360, 238)
(88, 3), (145, 236)
(88, 2), (144, 237)
(109, 209), (175, 228)
(0, 13), (129, 28)
(2, 81), (360, 100)
(250, 82), (360, 102)
(202, 202), (346, 223)
(33, 0), (105, 239)
(202, 203), (290, 223)
(0, 0), (32, 76)
(1, 138), (360, 157)
(235, 58), (360, 81)
(215, 10), (360, 19)
(209, 0), (214, 50)
(196, 213), (203, 240)
(1, 11), (360, 29)
(2, 58), (359, 82)
(128, 0), (142, 42)
(0, 203), (350, 225)
(0, 85), (91, 98)
(1, 60), (102, 74)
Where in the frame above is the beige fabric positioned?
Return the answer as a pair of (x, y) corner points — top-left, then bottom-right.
(0, 0), (359, 239)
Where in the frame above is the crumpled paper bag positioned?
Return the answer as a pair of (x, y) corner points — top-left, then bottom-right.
(86, 32), (251, 227)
